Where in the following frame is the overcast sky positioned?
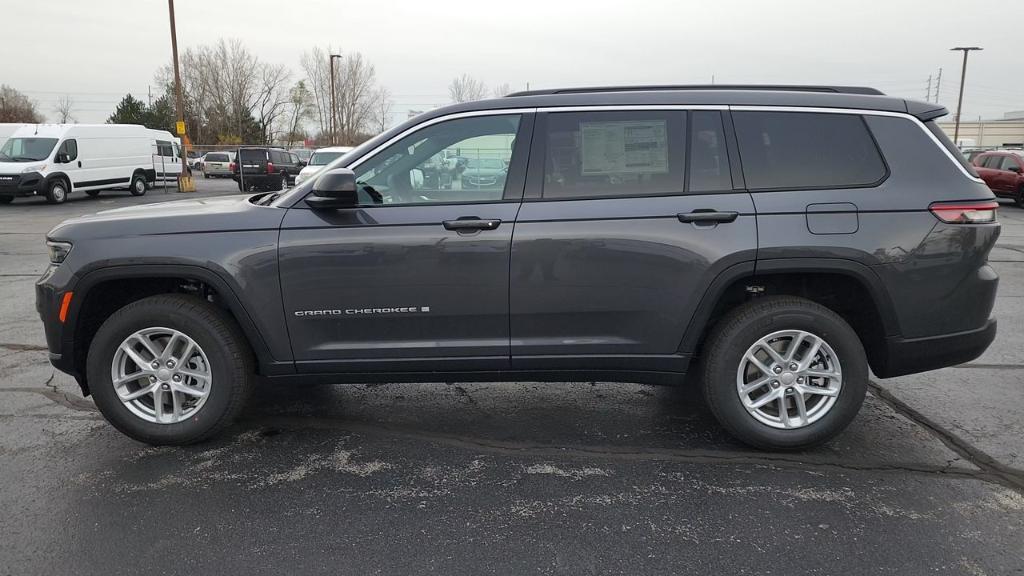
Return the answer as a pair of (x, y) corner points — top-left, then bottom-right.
(7, 0), (1023, 126)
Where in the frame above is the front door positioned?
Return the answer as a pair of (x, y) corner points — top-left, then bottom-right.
(510, 109), (757, 371)
(279, 113), (533, 372)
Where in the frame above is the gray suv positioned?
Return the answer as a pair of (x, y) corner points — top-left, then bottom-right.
(36, 86), (999, 450)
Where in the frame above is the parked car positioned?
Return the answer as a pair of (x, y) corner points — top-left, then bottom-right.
(38, 85), (999, 450)
(0, 123), (161, 204)
(231, 147), (302, 191)
(973, 151), (1024, 206)
(200, 151), (234, 178)
(290, 148), (314, 164)
(461, 157), (508, 190)
(293, 146), (353, 186)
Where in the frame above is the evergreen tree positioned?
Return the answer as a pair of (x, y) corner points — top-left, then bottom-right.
(106, 94), (147, 125)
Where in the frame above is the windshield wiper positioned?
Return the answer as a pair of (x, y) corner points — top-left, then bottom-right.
(12, 156), (39, 162)
(260, 192), (280, 206)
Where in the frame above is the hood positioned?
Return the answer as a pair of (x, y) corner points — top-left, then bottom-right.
(48, 194), (286, 241)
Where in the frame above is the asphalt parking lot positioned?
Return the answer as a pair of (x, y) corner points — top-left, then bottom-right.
(1, 180), (1022, 575)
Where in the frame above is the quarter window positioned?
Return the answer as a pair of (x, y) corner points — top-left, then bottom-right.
(542, 110), (685, 199)
(352, 114), (521, 206)
(733, 111), (887, 190)
(689, 111), (732, 192)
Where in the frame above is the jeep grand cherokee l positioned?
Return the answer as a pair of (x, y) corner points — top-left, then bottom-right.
(36, 85), (999, 449)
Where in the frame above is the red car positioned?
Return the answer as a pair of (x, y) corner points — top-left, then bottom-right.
(973, 151), (1024, 206)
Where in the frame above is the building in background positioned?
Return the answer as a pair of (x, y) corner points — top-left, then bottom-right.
(937, 111), (1024, 149)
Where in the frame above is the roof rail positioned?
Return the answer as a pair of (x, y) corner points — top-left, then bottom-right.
(505, 85), (886, 97)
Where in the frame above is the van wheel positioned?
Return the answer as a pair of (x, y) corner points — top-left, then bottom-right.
(85, 190), (101, 197)
(86, 294), (254, 445)
(700, 296), (867, 451)
(0, 196), (13, 204)
(45, 179), (68, 204)
(129, 173), (147, 196)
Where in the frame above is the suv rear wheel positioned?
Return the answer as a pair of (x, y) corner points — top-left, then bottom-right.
(700, 296), (867, 450)
(86, 294), (254, 445)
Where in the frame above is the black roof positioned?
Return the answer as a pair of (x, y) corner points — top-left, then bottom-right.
(413, 85), (946, 123)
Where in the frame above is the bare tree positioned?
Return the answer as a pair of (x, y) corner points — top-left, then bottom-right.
(301, 47), (382, 144)
(53, 94), (75, 123)
(449, 74), (487, 103)
(0, 85), (41, 122)
(253, 63), (292, 144)
(281, 81), (313, 147)
(373, 88), (394, 133)
(492, 83), (512, 98)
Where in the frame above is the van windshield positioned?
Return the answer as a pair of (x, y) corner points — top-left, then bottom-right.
(0, 138), (58, 162)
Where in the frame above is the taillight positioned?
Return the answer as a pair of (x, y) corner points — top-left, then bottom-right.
(229, 162), (236, 172)
(929, 201), (999, 224)
(266, 162), (275, 174)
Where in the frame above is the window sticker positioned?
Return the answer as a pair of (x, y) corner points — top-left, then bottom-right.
(580, 120), (668, 176)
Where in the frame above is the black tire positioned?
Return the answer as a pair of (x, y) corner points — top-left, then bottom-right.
(0, 196), (13, 204)
(85, 190), (101, 197)
(129, 172), (147, 196)
(1015, 186), (1024, 208)
(204, 173), (210, 179)
(86, 294), (254, 445)
(700, 296), (868, 451)
(45, 178), (69, 204)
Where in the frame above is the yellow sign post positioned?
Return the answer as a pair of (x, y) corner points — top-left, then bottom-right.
(176, 120), (186, 135)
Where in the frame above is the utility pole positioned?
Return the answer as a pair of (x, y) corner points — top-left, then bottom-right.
(951, 47), (982, 147)
(926, 75), (932, 102)
(166, 0), (193, 191)
(329, 53), (342, 145)
(934, 68), (942, 103)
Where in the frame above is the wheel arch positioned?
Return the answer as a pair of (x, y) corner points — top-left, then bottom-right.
(66, 264), (279, 393)
(680, 258), (901, 376)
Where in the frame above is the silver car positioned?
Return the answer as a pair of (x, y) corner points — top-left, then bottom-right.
(201, 151), (234, 178)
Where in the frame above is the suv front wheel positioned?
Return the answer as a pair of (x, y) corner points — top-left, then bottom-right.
(700, 296), (867, 450)
(86, 294), (254, 445)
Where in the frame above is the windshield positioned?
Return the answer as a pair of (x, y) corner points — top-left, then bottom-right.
(0, 137), (58, 162)
(309, 151), (344, 166)
(466, 158), (505, 170)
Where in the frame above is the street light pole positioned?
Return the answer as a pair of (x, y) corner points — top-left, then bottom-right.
(329, 54), (342, 146)
(167, 0), (193, 191)
(950, 46), (982, 147)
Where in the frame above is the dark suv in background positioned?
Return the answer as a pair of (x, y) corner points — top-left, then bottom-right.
(37, 85), (999, 450)
(232, 147), (303, 191)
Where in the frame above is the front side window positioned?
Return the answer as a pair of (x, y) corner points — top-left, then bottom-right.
(999, 156), (1021, 171)
(733, 111), (887, 190)
(542, 110), (685, 199)
(352, 114), (521, 206)
(156, 140), (174, 157)
(57, 139), (78, 162)
(0, 138), (58, 162)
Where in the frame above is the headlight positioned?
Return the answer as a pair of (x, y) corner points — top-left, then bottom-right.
(46, 240), (73, 264)
(22, 164), (46, 174)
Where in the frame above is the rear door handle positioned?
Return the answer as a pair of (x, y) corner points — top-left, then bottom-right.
(677, 210), (738, 224)
(442, 218), (502, 231)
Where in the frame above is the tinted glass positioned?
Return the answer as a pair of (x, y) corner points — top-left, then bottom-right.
(733, 112), (887, 190)
(206, 153), (228, 162)
(542, 110), (685, 199)
(239, 149), (266, 162)
(156, 140), (174, 157)
(926, 120), (980, 178)
(1000, 156), (1021, 171)
(689, 111), (731, 192)
(58, 139), (78, 161)
(983, 155), (1002, 168)
(353, 114), (521, 205)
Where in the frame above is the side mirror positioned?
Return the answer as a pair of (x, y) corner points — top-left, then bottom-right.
(55, 152), (69, 164)
(305, 168), (358, 209)
(1009, 165), (1022, 173)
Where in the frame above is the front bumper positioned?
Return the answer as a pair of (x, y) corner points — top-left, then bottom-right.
(0, 172), (47, 197)
(873, 318), (997, 378)
(35, 264), (81, 385)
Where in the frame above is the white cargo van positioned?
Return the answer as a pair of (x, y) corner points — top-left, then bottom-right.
(148, 129), (184, 183)
(0, 124), (158, 204)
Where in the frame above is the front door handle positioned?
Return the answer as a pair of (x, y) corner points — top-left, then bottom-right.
(677, 210), (738, 224)
(443, 218), (502, 231)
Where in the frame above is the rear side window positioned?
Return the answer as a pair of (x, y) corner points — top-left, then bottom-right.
(733, 112), (887, 190)
(924, 120), (980, 178)
(982, 155), (1001, 169)
(542, 110), (685, 199)
(689, 111), (732, 192)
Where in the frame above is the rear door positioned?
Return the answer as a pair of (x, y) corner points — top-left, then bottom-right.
(278, 112), (533, 372)
(509, 108), (756, 371)
(239, 148), (269, 177)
